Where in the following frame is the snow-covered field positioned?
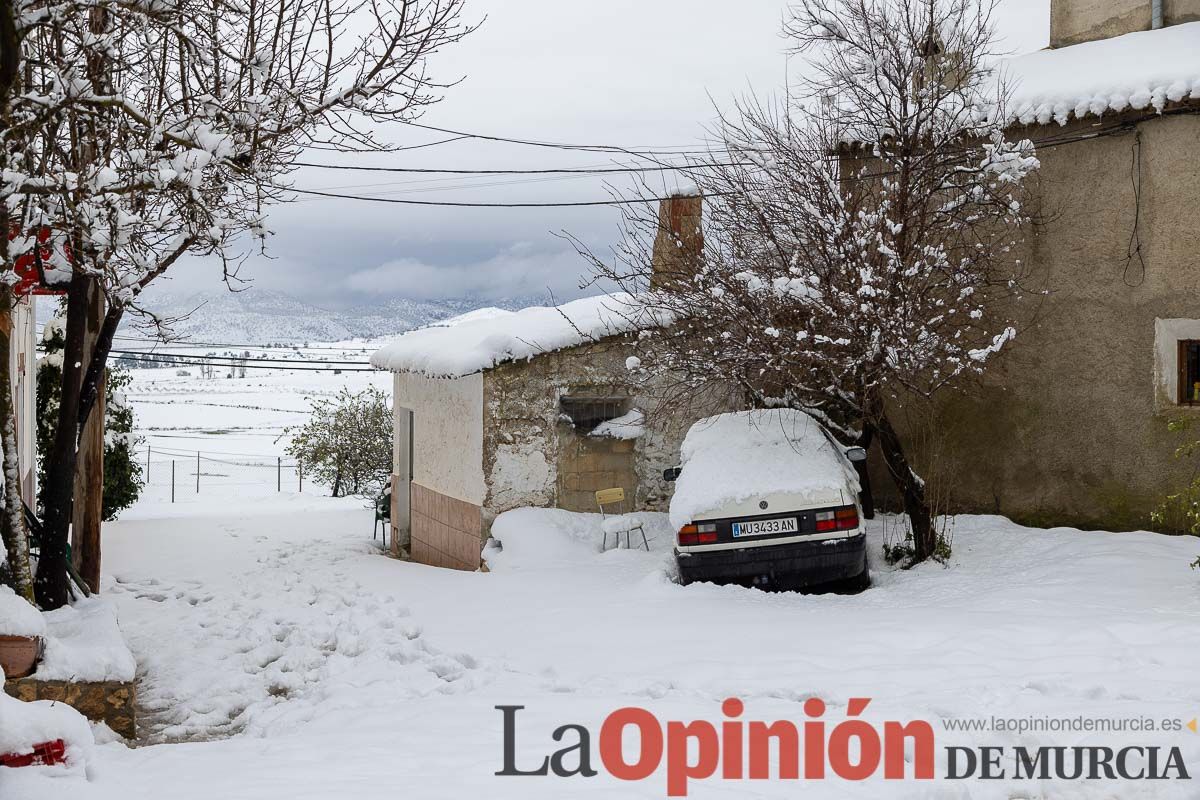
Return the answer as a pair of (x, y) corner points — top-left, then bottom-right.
(126, 366), (390, 506)
(5, 366), (1200, 799)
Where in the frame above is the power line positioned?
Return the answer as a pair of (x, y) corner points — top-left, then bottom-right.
(110, 336), (378, 352)
(37, 328), (383, 352)
(108, 350), (377, 372)
(110, 349), (369, 366)
(285, 186), (720, 208)
(295, 161), (744, 176)
(293, 116), (1193, 208)
(148, 445), (291, 459)
(310, 171), (613, 197)
(397, 120), (729, 158)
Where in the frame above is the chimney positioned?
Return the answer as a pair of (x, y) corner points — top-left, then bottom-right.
(649, 190), (703, 290)
(1050, 0), (1200, 48)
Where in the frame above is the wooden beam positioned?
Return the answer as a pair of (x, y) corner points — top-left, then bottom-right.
(71, 280), (104, 593)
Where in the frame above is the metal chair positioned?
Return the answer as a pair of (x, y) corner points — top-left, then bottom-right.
(373, 487), (391, 542)
(595, 487), (649, 551)
(22, 501), (90, 598)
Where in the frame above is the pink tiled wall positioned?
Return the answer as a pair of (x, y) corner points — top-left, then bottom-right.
(410, 482), (482, 571)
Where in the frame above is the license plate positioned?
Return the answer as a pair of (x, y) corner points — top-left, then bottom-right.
(731, 517), (798, 538)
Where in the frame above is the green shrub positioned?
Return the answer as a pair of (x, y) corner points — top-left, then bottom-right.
(36, 318), (144, 521)
(1150, 418), (1200, 570)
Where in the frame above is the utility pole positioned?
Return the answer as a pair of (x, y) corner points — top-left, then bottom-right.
(68, 3), (111, 595)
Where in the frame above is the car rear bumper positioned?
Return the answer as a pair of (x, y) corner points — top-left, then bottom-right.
(676, 533), (866, 586)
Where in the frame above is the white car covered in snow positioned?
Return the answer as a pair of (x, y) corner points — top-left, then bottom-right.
(665, 409), (869, 590)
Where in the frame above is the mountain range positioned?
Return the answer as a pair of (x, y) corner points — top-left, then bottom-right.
(36, 288), (549, 345)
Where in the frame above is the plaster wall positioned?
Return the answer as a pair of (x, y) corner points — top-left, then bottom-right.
(1051, 0), (1200, 47)
(393, 371), (485, 505)
(870, 112), (1200, 530)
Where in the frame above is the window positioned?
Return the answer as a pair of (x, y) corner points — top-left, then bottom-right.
(559, 396), (629, 431)
(1179, 340), (1200, 405)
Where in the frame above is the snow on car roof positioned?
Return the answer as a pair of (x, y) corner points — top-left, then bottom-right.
(370, 293), (655, 378)
(999, 22), (1200, 127)
(668, 409), (861, 530)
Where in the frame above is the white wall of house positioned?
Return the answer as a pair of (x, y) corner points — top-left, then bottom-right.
(394, 371), (486, 505)
(12, 296), (37, 507)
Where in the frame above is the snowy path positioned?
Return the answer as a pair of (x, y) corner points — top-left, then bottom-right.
(108, 511), (482, 744)
(8, 494), (1200, 799)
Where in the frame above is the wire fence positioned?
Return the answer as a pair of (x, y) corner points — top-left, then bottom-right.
(142, 446), (306, 502)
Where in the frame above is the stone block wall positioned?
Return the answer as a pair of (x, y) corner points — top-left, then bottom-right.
(557, 435), (637, 513)
(5, 678), (136, 739)
(481, 337), (739, 533)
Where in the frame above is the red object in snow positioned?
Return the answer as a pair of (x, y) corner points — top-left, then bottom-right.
(7, 225), (69, 296)
(0, 739), (68, 768)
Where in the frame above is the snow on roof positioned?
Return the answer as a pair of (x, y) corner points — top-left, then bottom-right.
(370, 292), (652, 378)
(669, 409), (861, 530)
(1000, 22), (1200, 127)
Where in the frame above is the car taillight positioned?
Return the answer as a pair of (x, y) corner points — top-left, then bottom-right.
(678, 523), (717, 545)
(816, 506), (859, 532)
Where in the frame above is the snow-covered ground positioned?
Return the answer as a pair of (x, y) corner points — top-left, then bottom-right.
(126, 367), (390, 506)
(5, 366), (1200, 799)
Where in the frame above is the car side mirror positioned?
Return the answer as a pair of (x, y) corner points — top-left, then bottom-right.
(663, 466), (682, 482)
(845, 446), (868, 463)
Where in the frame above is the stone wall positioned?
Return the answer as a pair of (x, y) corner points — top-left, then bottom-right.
(866, 110), (1200, 530)
(1050, 0), (1200, 47)
(5, 678), (136, 739)
(481, 338), (726, 534)
(557, 434), (637, 513)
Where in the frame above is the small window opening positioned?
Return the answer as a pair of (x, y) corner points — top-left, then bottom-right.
(559, 396), (629, 431)
(1179, 340), (1200, 405)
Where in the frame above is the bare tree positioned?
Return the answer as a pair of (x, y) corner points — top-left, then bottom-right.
(576, 0), (1039, 564)
(1, 0), (474, 607)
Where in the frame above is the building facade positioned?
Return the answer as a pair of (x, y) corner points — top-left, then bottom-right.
(870, 2), (1200, 529)
(375, 196), (720, 570)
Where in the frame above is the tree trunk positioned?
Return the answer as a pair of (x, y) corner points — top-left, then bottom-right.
(71, 280), (104, 592)
(873, 409), (934, 563)
(0, 0), (33, 604)
(0, 288), (34, 603)
(34, 283), (124, 608)
(34, 270), (91, 609)
(854, 424), (875, 520)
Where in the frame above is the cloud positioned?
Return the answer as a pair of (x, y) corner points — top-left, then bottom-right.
(343, 242), (598, 301)
(145, 0), (1049, 310)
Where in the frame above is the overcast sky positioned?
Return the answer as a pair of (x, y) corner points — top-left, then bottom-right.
(152, 0), (1051, 310)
